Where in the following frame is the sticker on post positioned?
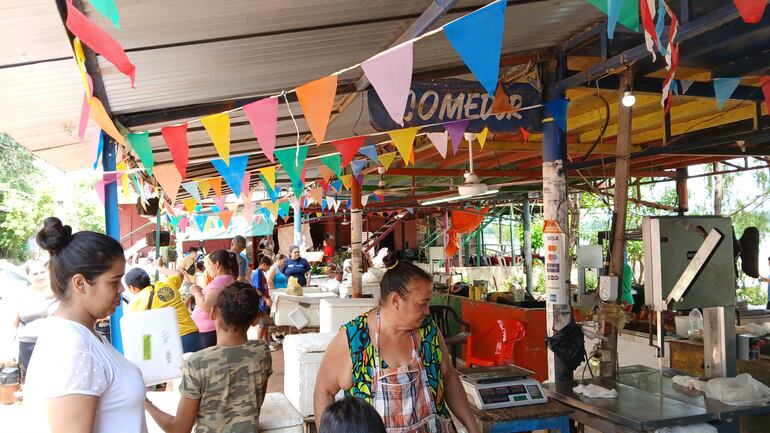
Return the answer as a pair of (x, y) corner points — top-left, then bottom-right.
(543, 220), (568, 305)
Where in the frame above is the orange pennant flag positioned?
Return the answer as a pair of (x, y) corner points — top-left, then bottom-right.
(201, 112), (231, 164)
(198, 179), (212, 200)
(219, 209), (233, 229)
(154, 164), (183, 203)
(210, 177), (223, 197)
(296, 75), (337, 146)
(309, 187), (323, 205)
(341, 175), (353, 190)
(318, 165), (334, 183)
(477, 127), (489, 149)
(490, 83), (513, 114)
(182, 197), (197, 215)
(387, 127), (419, 167)
(378, 151), (397, 171)
(90, 96), (126, 147)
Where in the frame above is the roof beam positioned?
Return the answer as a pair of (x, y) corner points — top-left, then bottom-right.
(586, 75), (765, 102)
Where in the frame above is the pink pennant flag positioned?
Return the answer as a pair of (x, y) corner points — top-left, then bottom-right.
(178, 216), (189, 233)
(78, 74), (94, 142)
(65, 2), (136, 87)
(161, 124), (190, 179)
(241, 171), (252, 203)
(213, 195), (227, 211)
(241, 203), (255, 224)
(243, 98), (279, 162)
(426, 132), (448, 159)
(361, 42), (414, 126)
(94, 181), (107, 205)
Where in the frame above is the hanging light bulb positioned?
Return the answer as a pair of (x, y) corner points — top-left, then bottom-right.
(621, 84), (636, 107)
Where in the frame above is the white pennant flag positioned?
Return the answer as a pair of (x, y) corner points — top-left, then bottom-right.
(426, 132), (448, 159)
(361, 194), (371, 207)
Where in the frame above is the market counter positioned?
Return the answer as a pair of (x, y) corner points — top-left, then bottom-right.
(430, 292), (549, 382)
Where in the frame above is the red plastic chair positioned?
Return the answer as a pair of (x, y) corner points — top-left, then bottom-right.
(465, 319), (526, 367)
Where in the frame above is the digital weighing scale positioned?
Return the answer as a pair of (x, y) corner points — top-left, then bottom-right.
(459, 365), (548, 410)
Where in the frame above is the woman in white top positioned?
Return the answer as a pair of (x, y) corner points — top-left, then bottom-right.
(24, 217), (147, 433)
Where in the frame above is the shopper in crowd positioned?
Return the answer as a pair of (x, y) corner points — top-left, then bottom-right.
(319, 396), (385, 433)
(144, 282), (272, 433)
(177, 247), (200, 295)
(251, 256), (274, 345)
(282, 245), (311, 287)
(229, 235), (251, 283)
(322, 239), (334, 263)
(266, 254), (288, 290)
(124, 261), (201, 353)
(25, 217), (147, 433)
(189, 250), (238, 349)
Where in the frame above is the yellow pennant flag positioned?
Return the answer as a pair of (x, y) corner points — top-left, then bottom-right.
(182, 197), (197, 215)
(378, 151), (398, 171)
(227, 202), (239, 213)
(387, 127), (419, 167)
(478, 127), (489, 149)
(341, 175), (352, 190)
(73, 39), (92, 101)
(90, 96), (126, 147)
(261, 200), (280, 219)
(259, 166), (276, 189)
(117, 160), (130, 202)
(198, 179), (211, 200)
(210, 177), (223, 197)
(315, 212), (323, 218)
(201, 112), (231, 164)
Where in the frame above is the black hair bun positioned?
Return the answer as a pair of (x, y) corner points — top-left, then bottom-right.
(382, 250), (399, 269)
(36, 217), (73, 254)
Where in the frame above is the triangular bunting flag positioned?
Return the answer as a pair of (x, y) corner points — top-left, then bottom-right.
(201, 112), (231, 164)
(178, 216), (189, 233)
(240, 171), (252, 203)
(210, 177), (223, 198)
(310, 187), (323, 205)
(181, 181), (201, 203)
(259, 166), (277, 190)
(219, 209), (233, 229)
(88, 0), (121, 29)
(520, 127), (529, 144)
(154, 164), (183, 203)
(213, 195), (227, 212)
(361, 194), (371, 207)
(212, 154), (249, 197)
(490, 83), (513, 114)
(734, 0), (767, 23)
(713, 78), (741, 110)
(182, 197), (197, 215)
(274, 146), (309, 188)
(326, 197), (337, 211)
(680, 79), (694, 95)
(585, 0), (639, 32)
(259, 207), (272, 222)
(161, 124), (189, 179)
(243, 97), (279, 162)
(331, 180), (343, 192)
(607, 0), (621, 39)
(341, 175), (353, 190)
(241, 203), (254, 224)
(544, 99), (569, 132)
(128, 131), (154, 175)
(91, 130), (103, 170)
(374, 194), (384, 203)
(350, 160), (368, 178)
(296, 75), (337, 145)
(477, 127), (489, 149)
(426, 132), (448, 159)
(318, 165), (334, 183)
(331, 136), (366, 168)
(406, 208), (413, 214)
(361, 42), (414, 125)
(227, 202), (239, 213)
(378, 151), (398, 171)
(358, 143), (380, 163)
(387, 127), (419, 167)
(760, 76), (770, 111)
(640, 0), (659, 61)
(444, 120), (470, 156)
(198, 179), (212, 200)
(443, 0), (506, 96)
(320, 153), (342, 177)
(262, 201), (280, 219)
(90, 97), (126, 147)
(194, 214), (207, 231)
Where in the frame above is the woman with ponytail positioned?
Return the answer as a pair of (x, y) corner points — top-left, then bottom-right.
(189, 249), (239, 349)
(24, 217), (148, 433)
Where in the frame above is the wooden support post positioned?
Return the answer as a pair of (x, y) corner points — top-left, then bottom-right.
(509, 203), (515, 267)
(523, 196), (533, 291)
(351, 177), (363, 298)
(601, 68), (634, 378)
(676, 167), (689, 215)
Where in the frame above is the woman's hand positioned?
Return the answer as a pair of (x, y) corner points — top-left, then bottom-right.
(437, 333), (482, 433)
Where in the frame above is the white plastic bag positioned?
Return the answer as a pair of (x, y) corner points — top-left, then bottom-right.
(286, 276), (303, 296)
(672, 375), (707, 393)
(704, 374), (770, 406)
(573, 383), (618, 398)
(655, 424), (717, 433)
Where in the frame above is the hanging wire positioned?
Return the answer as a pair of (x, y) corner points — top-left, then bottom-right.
(282, 91), (301, 166)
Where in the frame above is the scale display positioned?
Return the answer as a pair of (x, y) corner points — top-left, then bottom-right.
(460, 366), (548, 410)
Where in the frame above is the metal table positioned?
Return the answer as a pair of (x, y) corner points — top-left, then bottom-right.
(544, 365), (770, 432)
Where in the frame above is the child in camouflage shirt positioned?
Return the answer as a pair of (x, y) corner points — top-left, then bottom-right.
(145, 282), (273, 433)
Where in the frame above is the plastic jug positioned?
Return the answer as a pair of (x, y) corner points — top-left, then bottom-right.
(1, 366), (20, 405)
(120, 307), (184, 385)
(688, 308), (703, 336)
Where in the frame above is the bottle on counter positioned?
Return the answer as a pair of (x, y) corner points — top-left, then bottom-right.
(1, 366), (20, 405)
(688, 308), (703, 340)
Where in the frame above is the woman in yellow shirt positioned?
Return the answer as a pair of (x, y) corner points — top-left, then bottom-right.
(124, 261), (202, 353)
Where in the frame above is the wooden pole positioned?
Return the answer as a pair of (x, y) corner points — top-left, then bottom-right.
(601, 68), (633, 378)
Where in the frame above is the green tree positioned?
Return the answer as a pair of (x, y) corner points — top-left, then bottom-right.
(67, 180), (105, 233)
(0, 132), (39, 195)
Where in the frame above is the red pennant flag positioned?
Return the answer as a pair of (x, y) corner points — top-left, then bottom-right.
(161, 124), (189, 179)
(520, 127), (529, 144)
(65, 2), (136, 87)
(219, 209), (233, 229)
(733, 0), (767, 23)
(639, 0), (659, 61)
(760, 76), (770, 111)
(331, 136), (367, 168)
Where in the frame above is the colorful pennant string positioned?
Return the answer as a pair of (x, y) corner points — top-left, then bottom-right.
(320, 154), (342, 177)
(128, 132), (154, 175)
(153, 164), (183, 203)
(161, 124), (189, 179)
(387, 127), (419, 167)
(202, 113), (231, 165)
(378, 151), (398, 171)
(361, 42), (414, 126)
(713, 78), (741, 110)
(87, 0), (121, 29)
(209, 177), (223, 198)
(296, 75), (338, 146)
(243, 97), (279, 162)
(331, 136), (367, 167)
(358, 144), (380, 163)
(211, 155), (249, 197)
(444, 120), (470, 156)
(181, 181), (201, 203)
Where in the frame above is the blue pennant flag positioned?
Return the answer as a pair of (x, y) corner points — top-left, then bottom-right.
(322, 198), (327, 209)
(291, 180), (303, 199)
(346, 199), (351, 209)
(671, 80), (680, 96)
(332, 180), (343, 192)
(194, 204), (202, 213)
(217, 218), (223, 228)
(443, 0), (506, 97)
(371, 194), (381, 203)
(260, 207), (272, 221)
(194, 214), (207, 231)
(93, 132), (104, 169)
(211, 154), (249, 197)
(607, 0), (620, 40)
(713, 78), (741, 110)
(358, 143), (379, 163)
(654, 0), (668, 55)
(210, 205), (220, 213)
(351, 160), (368, 178)
(278, 201), (290, 219)
(544, 99), (569, 132)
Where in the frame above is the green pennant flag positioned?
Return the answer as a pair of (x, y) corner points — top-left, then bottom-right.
(319, 153), (342, 178)
(128, 131), (155, 176)
(585, 0), (639, 32)
(274, 146), (309, 188)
